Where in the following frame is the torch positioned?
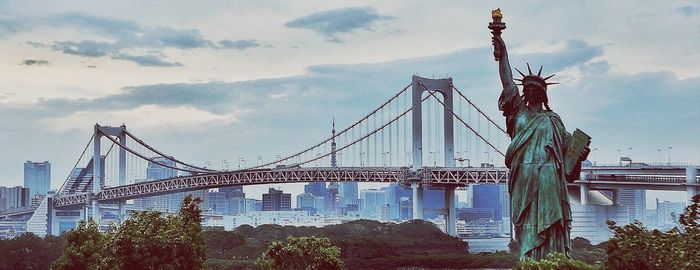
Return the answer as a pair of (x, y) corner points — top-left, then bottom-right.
(488, 8), (506, 61)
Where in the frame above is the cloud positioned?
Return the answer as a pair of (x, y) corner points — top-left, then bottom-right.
(678, 6), (698, 17)
(285, 7), (393, 42)
(52, 40), (114, 57)
(20, 59), (50, 66)
(41, 105), (242, 131)
(111, 53), (183, 67)
(12, 12), (268, 67)
(218, 39), (261, 49)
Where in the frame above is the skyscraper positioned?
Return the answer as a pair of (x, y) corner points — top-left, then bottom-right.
(134, 157), (177, 212)
(361, 189), (386, 218)
(0, 186), (30, 210)
(262, 188), (291, 211)
(617, 189), (646, 223)
(473, 185), (502, 221)
(339, 182), (358, 207)
(24, 161), (51, 197)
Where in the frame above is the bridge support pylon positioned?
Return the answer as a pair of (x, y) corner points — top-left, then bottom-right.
(411, 180), (424, 220)
(444, 186), (456, 236)
(687, 167), (698, 203)
(580, 171), (590, 205)
(411, 76), (455, 222)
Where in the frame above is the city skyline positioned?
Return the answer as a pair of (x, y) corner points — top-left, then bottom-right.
(0, 2), (698, 205)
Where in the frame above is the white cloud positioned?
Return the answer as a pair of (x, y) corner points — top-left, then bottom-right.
(40, 105), (245, 132)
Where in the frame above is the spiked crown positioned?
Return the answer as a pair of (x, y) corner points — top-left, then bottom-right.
(514, 63), (557, 90)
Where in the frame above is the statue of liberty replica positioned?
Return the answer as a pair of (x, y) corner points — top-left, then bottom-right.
(488, 9), (591, 260)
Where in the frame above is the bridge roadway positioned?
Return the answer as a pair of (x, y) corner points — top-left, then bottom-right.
(52, 165), (699, 208)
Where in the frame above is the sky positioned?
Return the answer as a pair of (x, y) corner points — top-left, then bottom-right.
(1, 1), (699, 207)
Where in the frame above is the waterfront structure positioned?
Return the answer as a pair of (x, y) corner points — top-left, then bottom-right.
(24, 161), (51, 197)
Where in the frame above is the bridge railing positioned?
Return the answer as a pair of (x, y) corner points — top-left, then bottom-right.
(585, 174), (688, 184)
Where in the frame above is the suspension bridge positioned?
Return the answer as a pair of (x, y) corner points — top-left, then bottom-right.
(4, 76), (698, 237)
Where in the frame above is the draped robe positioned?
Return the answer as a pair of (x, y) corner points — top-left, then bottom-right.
(498, 84), (572, 260)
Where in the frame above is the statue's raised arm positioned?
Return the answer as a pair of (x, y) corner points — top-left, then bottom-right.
(492, 36), (517, 91)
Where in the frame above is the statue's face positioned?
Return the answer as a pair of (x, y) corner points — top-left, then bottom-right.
(523, 84), (547, 104)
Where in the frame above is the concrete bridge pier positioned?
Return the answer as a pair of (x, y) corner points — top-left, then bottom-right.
(411, 180), (424, 220)
(92, 200), (100, 225)
(444, 186), (456, 236)
(118, 200), (127, 224)
(687, 167), (698, 203)
(580, 171), (590, 205)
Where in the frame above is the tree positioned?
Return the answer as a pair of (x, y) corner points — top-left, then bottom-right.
(52, 195), (206, 270)
(53, 220), (103, 270)
(256, 236), (344, 270)
(605, 194), (700, 270)
(0, 232), (64, 270)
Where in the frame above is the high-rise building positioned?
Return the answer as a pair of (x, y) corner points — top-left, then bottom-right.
(423, 189), (445, 219)
(244, 198), (262, 213)
(326, 183), (339, 212)
(339, 182), (358, 207)
(207, 191), (228, 215)
(304, 183), (327, 197)
(656, 199), (686, 229)
(262, 188), (291, 211)
(0, 186), (30, 210)
(220, 186), (244, 199)
(361, 189), (386, 218)
(400, 197), (413, 220)
(617, 189), (646, 223)
(134, 157), (178, 212)
(24, 161), (51, 197)
(473, 185), (502, 221)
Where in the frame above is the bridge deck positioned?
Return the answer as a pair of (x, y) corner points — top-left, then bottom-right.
(52, 165), (699, 208)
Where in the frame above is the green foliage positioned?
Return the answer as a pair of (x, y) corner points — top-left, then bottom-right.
(255, 236), (344, 270)
(53, 220), (103, 270)
(52, 195), (206, 270)
(516, 252), (597, 270)
(605, 194), (700, 270)
(205, 219), (515, 269)
(0, 232), (64, 270)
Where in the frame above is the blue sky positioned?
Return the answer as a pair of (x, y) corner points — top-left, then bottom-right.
(0, 1), (698, 205)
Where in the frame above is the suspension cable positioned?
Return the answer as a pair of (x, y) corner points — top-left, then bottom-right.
(101, 133), (205, 174)
(123, 129), (216, 172)
(297, 95), (430, 167)
(58, 134), (94, 194)
(451, 84), (507, 135)
(248, 82), (413, 169)
(419, 82), (505, 157)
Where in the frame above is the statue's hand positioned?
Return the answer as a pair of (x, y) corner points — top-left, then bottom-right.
(492, 36), (506, 61)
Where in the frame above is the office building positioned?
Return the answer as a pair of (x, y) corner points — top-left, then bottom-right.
(0, 186), (30, 210)
(24, 161), (51, 197)
(656, 199), (686, 229)
(617, 189), (646, 223)
(473, 185), (502, 221)
(360, 189), (386, 218)
(262, 188), (291, 211)
(339, 182), (358, 207)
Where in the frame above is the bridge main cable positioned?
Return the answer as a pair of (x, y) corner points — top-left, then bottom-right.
(100, 131), (206, 174)
(296, 94), (430, 167)
(123, 129), (216, 172)
(57, 134), (94, 194)
(419, 81), (505, 157)
(248, 82), (413, 169)
(451, 84), (507, 135)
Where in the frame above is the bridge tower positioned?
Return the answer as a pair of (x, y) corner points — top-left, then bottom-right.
(411, 75), (457, 236)
(91, 124), (128, 226)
